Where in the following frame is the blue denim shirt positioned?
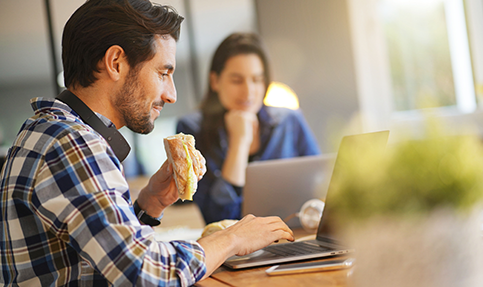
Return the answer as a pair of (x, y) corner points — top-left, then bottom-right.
(177, 106), (321, 224)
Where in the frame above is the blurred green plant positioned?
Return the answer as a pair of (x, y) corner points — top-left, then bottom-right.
(331, 118), (483, 222)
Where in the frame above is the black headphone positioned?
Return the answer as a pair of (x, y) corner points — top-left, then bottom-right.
(56, 90), (131, 162)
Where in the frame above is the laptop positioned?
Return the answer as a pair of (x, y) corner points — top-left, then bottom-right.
(224, 130), (390, 269)
(242, 153), (337, 228)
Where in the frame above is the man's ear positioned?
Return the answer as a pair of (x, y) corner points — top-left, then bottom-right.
(103, 45), (127, 82)
(210, 72), (219, 92)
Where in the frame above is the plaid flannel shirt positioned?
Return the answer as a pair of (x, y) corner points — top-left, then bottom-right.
(0, 98), (206, 286)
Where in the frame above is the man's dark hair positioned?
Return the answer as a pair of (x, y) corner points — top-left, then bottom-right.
(62, 0), (184, 89)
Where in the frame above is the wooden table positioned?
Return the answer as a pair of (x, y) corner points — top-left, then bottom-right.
(128, 177), (350, 286)
(200, 260), (351, 287)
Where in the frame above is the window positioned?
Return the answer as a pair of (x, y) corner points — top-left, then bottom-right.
(380, 0), (475, 113)
(348, 0), (481, 132)
(466, 0), (483, 106)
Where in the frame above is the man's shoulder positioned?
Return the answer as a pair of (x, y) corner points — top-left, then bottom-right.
(29, 105), (92, 134)
(15, 109), (103, 154)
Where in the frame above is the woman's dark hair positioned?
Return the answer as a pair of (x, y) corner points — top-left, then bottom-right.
(198, 33), (272, 157)
(62, 0), (184, 89)
(200, 32), (272, 115)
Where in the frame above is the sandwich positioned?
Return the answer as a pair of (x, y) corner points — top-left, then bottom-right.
(164, 133), (203, 201)
(201, 219), (239, 238)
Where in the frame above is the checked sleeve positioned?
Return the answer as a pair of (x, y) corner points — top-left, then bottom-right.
(32, 125), (206, 286)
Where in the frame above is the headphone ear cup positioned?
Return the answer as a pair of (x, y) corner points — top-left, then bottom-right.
(56, 90), (131, 162)
(102, 127), (131, 162)
(299, 199), (325, 233)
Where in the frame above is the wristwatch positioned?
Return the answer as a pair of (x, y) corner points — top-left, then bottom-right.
(133, 200), (162, 226)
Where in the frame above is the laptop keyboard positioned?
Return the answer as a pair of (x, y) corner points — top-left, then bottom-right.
(264, 242), (330, 256)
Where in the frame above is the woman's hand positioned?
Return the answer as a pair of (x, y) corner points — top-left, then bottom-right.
(222, 110), (259, 186)
(224, 110), (258, 145)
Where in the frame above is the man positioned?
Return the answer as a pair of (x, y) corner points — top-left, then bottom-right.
(0, 0), (293, 286)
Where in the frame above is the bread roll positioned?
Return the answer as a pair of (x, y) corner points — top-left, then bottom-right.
(201, 219), (239, 238)
(164, 133), (203, 201)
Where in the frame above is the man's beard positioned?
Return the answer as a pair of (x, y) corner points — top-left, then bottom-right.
(115, 69), (157, 134)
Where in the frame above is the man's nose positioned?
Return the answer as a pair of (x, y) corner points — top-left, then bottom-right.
(163, 79), (177, 104)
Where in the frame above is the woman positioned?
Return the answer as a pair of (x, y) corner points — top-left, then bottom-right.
(177, 32), (320, 224)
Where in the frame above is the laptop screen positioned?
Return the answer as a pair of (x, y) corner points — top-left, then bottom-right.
(243, 153), (336, 228)
(316, 131), (390, 240)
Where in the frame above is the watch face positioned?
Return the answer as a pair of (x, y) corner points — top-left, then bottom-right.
(141, 213), (161, 226)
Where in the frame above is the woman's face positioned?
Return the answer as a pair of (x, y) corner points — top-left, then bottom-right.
(211, 53), (266, 114)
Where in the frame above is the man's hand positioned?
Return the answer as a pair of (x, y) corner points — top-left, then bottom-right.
(197, 214), (294, 279)
(135, 160), (178, 218)
(222, 214), (294, 256)
(136, 152), (206, 218)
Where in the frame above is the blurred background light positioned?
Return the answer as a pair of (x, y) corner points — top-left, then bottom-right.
(264, 81), (299, 110)
(57, 71), (64, 88)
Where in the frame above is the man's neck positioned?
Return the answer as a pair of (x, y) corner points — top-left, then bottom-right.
(68, 86), (123, 129)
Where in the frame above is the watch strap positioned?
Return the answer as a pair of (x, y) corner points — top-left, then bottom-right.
(133, 200), (162, 226)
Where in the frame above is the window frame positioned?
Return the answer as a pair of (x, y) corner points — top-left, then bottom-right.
(347, 0), (483, 135)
